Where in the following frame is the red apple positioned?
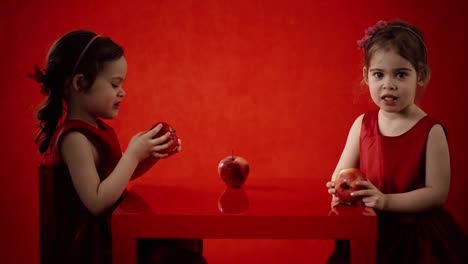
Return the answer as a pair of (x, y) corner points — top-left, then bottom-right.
(334, 168), (367, 204)
(150, 122), (179, 156)
(218, 152), (250, 188)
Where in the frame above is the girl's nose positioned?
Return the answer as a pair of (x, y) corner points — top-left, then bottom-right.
(383, 78), (396, 90)
(118, 87), (126, 97)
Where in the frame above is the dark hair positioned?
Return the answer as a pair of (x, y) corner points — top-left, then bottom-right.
(358, 20), (430, 83)
(31, 30), (124, 154)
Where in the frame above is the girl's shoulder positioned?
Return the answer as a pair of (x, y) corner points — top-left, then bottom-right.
(55, 119), (114, 139)
(53, 120), (99, 146)
(362, 110), (379, 122)
(359, 110), (378, 134)
(50, 119), (117, 160)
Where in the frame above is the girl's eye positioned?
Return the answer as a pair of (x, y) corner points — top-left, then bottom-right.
(373, 72), (383, 79)
(112, 84), (119, 88)
(396, 72), (407, 79)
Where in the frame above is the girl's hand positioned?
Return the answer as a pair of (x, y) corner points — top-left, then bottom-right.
(352, 180), (387, 210)
(125, 124), (171, 161)
(326, 181), (341, 207)
(147, 126), (174, 159)
(176, 138), (182, 152)
(152, 136), (182, 159)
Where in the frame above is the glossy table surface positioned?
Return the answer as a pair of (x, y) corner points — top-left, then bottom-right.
(112, 176), (377, 263)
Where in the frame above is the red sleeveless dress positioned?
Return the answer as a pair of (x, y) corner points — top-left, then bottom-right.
(49, 119), (122, 264)
(360, 110), (467, 263)
(46, 119), (207, 264)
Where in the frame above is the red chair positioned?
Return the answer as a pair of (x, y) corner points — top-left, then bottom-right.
(39, 155), (56, 264)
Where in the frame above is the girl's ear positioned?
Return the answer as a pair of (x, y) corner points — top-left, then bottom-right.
(418, 66), (431, 87)
(417, 78), (425, 87)
(71, 74), (87, 93)
(415, 66), (431, 100)
(362, 67), (369, 85)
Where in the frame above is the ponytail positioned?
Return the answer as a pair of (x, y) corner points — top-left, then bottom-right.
(35, 95), (64, 154)
(29, 66), (65, 154)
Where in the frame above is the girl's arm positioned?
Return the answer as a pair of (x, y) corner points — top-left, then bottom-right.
(61, 126), (171, 215)
(62, 132), (138, 215)
(330, 114), (363, 180)
(131, 139), (182, 180)
(326, 114), (363, 205)
(354, 124), (450, 212)
(131, 156), (160, 180)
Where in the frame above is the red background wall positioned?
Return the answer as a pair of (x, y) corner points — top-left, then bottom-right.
(1, 0), (467, 263)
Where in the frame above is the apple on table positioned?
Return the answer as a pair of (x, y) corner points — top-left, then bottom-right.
(218, 151), (250, 188)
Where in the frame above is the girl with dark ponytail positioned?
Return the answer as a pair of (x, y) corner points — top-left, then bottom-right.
(31, 30), (206, 264)
(32, 30), (125, 154)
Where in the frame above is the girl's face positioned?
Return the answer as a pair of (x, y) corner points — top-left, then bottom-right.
(82, 56), (127, 121)
(364, 49), (423, 114)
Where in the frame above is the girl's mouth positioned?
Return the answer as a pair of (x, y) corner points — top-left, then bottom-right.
(381, 95), (397, 105)
(381, 95), (397, 101)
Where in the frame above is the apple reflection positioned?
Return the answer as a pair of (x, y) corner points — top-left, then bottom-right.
(328, 203), (375, 217)
(218, 187), (249, 214)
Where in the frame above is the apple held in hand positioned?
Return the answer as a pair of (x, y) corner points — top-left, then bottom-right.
(218, 152), (250, 188)
(334, 168), (367, 204)
(150, 122), (179, 156)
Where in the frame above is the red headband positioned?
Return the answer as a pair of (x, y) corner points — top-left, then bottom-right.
(71, 35), (100, 75)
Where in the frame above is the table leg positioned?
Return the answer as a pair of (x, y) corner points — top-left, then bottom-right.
(350, 238), (376, 264)
(112, 235), (137, 264)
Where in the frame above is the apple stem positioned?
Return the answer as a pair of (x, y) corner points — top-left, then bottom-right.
(231, 149), (234, 160)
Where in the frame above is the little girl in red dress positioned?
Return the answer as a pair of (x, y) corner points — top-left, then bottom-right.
(326, 20), (467, 263)
(32, 30), (206, 264)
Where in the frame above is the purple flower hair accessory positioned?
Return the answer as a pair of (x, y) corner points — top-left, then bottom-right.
(357, 20), (388, 49)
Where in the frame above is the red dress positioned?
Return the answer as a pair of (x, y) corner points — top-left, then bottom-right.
(46, 119), (207, 264)
(49, 119), (122, 264)
(360, 110), (467, 263)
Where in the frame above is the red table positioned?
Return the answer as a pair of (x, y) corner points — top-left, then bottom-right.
(112, 177), (377, 263)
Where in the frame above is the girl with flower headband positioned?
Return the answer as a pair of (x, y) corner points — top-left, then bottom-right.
(326, 20), (467, 263)
(31, 30), (206, 264)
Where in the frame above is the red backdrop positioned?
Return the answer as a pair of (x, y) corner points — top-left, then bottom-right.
(1, 0), (467, 263)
